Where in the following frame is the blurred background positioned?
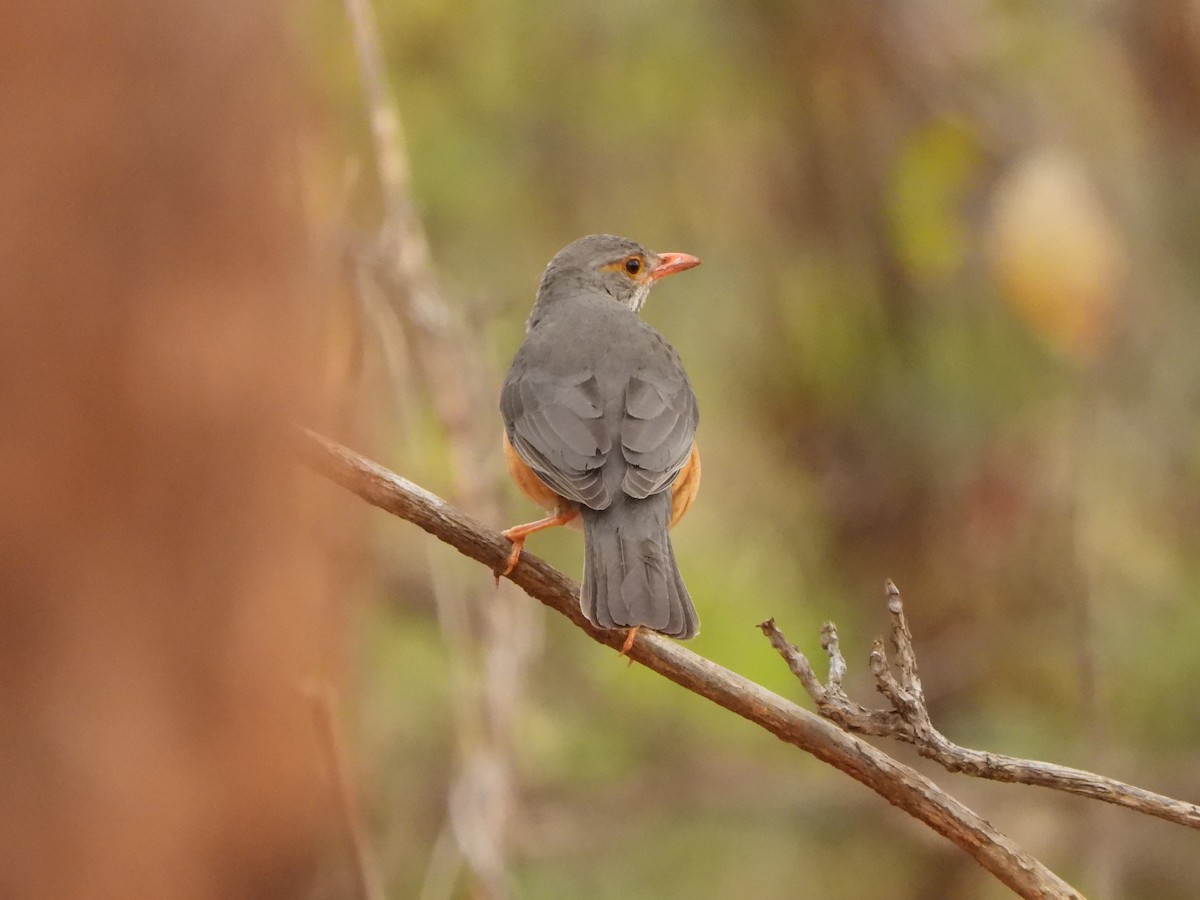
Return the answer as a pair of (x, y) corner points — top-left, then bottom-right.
(309, 1), (1200, 898)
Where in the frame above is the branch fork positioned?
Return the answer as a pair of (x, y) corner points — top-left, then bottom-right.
(760, 582), (1200, 830)
(759, 581), (938, 745)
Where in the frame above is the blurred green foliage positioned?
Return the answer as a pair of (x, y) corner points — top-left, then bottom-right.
(309, 1), (1200, 896)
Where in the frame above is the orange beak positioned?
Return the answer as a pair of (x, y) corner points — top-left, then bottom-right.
(650, 252), (701, 282)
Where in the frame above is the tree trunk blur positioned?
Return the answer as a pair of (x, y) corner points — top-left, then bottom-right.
(0, 3), (355, 898)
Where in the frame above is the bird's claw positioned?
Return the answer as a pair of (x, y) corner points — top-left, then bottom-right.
(494, 534), (524, 585)
(620, 626), (640, 657)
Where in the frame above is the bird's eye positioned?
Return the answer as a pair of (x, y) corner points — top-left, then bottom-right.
(624, 257), (642, 275)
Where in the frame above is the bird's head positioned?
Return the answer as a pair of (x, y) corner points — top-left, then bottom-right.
(536, 234), (701, 314)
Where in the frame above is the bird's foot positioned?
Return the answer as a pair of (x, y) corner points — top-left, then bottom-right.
(494, 531), (526, 585)
(493, 508), (579, 585)
(620, 626), (640, 657)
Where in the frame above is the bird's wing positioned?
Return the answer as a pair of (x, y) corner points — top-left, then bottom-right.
(500, 369), (613, 509)
(620, 364), (698, 499)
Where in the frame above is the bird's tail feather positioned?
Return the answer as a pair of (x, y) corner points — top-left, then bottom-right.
(581, 494), (698, 639)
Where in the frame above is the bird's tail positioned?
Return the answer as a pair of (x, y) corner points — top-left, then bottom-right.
(580, 493), (698, 639)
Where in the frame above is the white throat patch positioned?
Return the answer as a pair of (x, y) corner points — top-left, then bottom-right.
(628, 281), (652, 313)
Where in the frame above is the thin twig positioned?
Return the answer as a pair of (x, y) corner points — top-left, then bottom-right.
(760, 582), (1200, 831)
(303, 682), (387, 900)
(341, 2), (532, 896)
(299, 429), (1083, 900)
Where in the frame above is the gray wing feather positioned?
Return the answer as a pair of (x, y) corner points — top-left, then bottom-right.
(620, 372), (697, 499)
(501, 372), (613, 509)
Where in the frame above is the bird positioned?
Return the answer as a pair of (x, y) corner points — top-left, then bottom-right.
(498, 234), (702, 650)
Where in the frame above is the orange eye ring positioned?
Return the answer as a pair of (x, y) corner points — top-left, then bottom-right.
(624, 256), (641, 275)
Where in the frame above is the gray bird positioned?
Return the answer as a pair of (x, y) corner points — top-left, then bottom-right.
(498, 234), (702, 646)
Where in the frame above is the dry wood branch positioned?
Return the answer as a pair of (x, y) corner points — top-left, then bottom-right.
(760, 582), (1200, 831)
(300, 429), (1083, 900)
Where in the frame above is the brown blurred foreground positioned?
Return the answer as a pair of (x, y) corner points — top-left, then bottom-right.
(0, 4), (355, 898)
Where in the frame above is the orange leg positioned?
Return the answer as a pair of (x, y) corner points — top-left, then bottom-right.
(495, 508), (578, 581)
(620, 626), (640, 657)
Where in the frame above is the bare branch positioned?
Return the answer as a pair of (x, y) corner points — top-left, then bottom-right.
(761, 583), (1200, 832)
(300, 429), (1083, 900)
(759, 620), (905, 737)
